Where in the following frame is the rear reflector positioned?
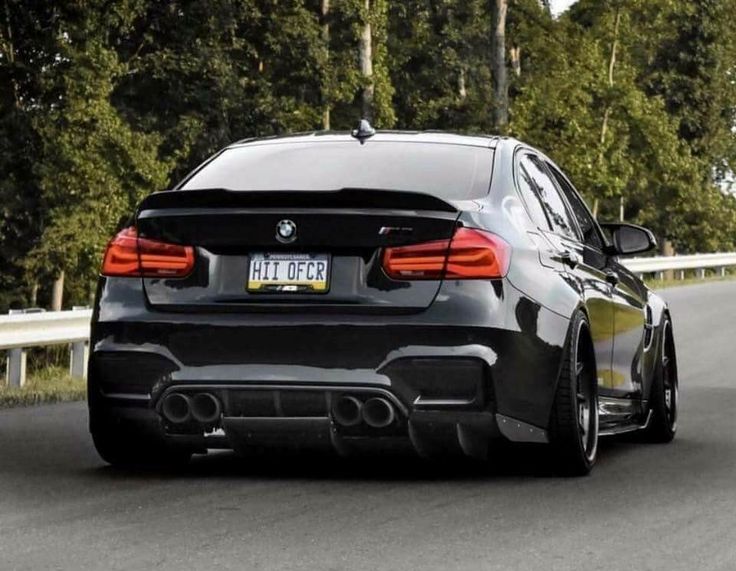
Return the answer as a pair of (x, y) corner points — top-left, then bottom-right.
(101, 227), (195, 278)
(382, 227), (510, 280)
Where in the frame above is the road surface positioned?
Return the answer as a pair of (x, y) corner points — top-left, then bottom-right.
(1, 281), (735, 570)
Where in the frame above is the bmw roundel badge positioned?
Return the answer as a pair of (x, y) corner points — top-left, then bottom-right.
(276, 219), (297, 243)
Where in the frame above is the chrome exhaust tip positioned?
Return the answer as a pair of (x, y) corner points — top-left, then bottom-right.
(161, 393), (192, 424)
(362, 397), (395, 428)
(332, 395), (363, 427)
(190, 393), (222, 424)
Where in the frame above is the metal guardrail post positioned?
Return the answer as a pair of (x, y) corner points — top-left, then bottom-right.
(69, 341), (88, 379)
(5, 309), (28, 387)
(68, 307), (90, 380)
(6, 347), (27, 388)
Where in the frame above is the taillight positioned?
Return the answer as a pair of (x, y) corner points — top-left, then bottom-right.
(101, 227), (195, 278)
(382, 227), (510, 280)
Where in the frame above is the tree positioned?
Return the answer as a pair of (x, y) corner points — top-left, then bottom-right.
(321, 0), (331, 129)
(510, 0), (736, 252)
(0, 1), (58, 309)
(388, 0), (492, 132)
(491, 0), (509, 132)
(639, 0), (736, 182)
(354, 0), (394, 125)
(27, 3), (172, 307)
(2, 0), (736, 312)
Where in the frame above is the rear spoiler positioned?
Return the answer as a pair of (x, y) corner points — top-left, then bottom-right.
(137, 188), (458, 214)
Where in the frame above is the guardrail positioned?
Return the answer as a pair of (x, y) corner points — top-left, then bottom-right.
(1, 253), (735, 388)
(1, 308), (92, 388)
(622, 252), (736, 277)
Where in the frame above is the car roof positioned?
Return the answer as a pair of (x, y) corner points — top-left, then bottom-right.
(229, 130), (502, 150)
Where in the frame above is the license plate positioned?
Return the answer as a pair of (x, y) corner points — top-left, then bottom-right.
(247, 253), (330, 293)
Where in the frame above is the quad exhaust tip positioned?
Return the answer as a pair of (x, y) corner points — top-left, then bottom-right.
(161, 392), (192, 424)
(332, 395), (363, 427)
(191, 393), (222, 424)
(161, 392), (222, 425)
(362, 397), (396, 428)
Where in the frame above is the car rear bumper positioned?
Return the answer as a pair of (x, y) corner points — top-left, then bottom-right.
(89, 277), (569, 457)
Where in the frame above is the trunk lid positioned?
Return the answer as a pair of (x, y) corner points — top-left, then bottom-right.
(136, 189), (460, 313)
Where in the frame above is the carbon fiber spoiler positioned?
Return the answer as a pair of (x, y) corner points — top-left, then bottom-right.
(137, 187), (458, 214)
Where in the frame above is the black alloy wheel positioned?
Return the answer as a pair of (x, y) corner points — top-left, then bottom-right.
(549, 312), (599, 476)
(643, 318), (678, 443)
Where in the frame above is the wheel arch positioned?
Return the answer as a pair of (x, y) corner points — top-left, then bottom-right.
(570, 303), (598, 372)
(643, 291), (672, 402)
(548, 307), (598, 428)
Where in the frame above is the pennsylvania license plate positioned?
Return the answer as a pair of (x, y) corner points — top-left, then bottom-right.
(247, 253), (330, 293)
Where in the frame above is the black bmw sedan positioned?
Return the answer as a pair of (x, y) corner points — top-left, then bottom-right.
(89, 125), (679, 475)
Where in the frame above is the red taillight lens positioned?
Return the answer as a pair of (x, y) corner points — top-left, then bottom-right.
(443, 227), (511, 278)
(381, 238), (449, 279)
(101, 227), (195, 278)
(382, 228), (510, 280)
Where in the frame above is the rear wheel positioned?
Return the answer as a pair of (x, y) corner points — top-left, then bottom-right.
(92, 429), (192, 469)
(642, 317), (678, 442)
(549, 312), (599, 476)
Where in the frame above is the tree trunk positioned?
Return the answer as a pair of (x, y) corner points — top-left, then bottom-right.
(321, 0), (331, 130)
(2, 0), (20, 108)
(661, 240), (675, 280)
(458, 66), (467, 100)
(597, 7), (621, 164)
(491, 0), (509, 133)
(510, 45), (521, 77)
(359, 0), (374, 121)
(51, 271), (64, 312)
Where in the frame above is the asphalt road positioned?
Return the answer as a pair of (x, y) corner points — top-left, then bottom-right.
(1, 281), (736, 571)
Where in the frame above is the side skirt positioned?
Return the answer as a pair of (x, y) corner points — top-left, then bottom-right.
(599, 395), (651, 436)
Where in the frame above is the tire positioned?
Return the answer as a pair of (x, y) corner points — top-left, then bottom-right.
(642, 317), (678, 443)
(92, 429), (192, 470)
(549, 312), (599, 476)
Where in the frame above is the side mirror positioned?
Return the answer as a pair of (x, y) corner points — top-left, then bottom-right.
(600, 223), (657, 256)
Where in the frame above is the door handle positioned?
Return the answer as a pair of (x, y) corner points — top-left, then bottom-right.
(560, 250), (582, 268)
(603, 269), (619, 286)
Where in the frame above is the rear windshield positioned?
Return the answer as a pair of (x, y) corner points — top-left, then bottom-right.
(180, 141), (493, 200)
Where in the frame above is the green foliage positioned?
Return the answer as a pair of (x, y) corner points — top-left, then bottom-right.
(367, 0), (396, 127)
(30, 36), (171, 299)
(388, 0), (493, 131)
(509, 0), (736, 252)
(1, 0), (736, 311)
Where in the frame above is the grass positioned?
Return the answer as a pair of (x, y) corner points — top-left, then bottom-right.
(0, 366), (86, 409)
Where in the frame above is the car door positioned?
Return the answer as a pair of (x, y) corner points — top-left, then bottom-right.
(516, 153), (616, 391)
(603, 256), (648, 399)
(545, 164), (646, 400)
(543, 161), (627, 398)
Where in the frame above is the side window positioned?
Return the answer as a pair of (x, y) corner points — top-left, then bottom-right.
(519, 154), (578, 239)
(517, 161), (553, 231)
(547, 164), (604, 250)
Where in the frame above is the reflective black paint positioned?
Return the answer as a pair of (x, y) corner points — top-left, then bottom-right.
(88, 133), (671, 458)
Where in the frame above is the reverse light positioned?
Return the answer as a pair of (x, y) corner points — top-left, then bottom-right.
(382, 227), (510, 280)
(101, 227), (195, 278)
